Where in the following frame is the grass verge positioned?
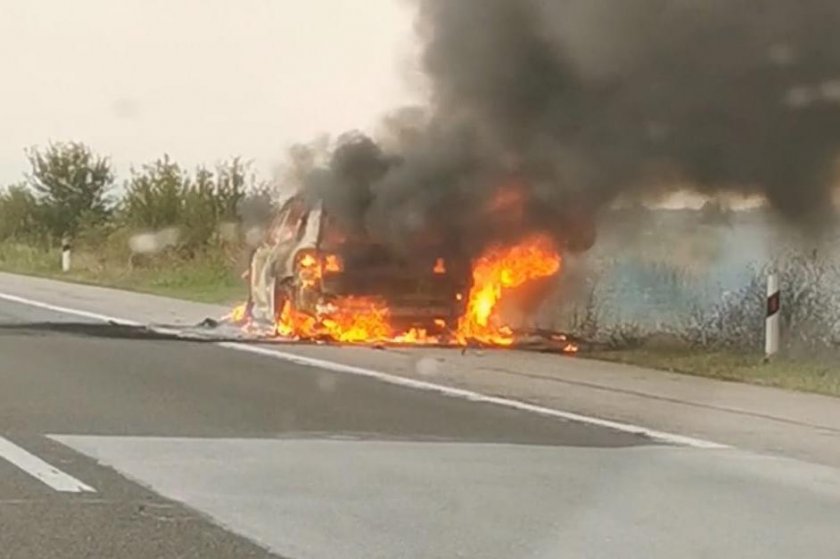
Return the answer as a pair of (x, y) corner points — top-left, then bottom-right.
(0, 242), (247, 305)
(589, 347), (840, 397)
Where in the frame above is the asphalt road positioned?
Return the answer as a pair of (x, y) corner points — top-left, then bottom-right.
(1, 295), (840, 558)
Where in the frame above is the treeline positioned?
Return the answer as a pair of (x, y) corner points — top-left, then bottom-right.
(0, 142), (275, 254)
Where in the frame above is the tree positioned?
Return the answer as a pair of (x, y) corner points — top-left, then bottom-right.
(0, 183), (44, 242)
(180, 158), (249, 249)
(214, 157), (248, 222)
(122, 155), (185, 230)
(26, 142), (113, 239)
(180, 166), (218, 249)
(122, 155), (252, 251)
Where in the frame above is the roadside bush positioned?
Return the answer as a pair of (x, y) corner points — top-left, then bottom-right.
(565, 279), (602, 341)
(0, 242), (59, 274)
(0, 145), (270, 302)
(214, 157), (249, 223)
(179, 166), (220, 251)
(677, 267), (765, 349)
(557, 250), (840, 354)
(677, 253), (840, 351)
(560, 277), (651, 349)
(0, 184), (46, 243)
(180, 159), (248, 250)
(122, 155), (186, 231)
(121, 156), (251, 254)
(25, 142), (114, 240)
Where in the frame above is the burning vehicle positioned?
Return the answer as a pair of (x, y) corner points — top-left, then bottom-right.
(226, 129), (586, 350)
(233, 187), (576, 351)
(244, 193), (469, 343)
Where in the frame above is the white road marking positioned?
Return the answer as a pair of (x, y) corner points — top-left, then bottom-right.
(220, 343), (728, 449)
(0, 291), (728, 450)
(0, 436), (95, 493)
(61, 437), (801, 559)
(0, 292), (142, 325)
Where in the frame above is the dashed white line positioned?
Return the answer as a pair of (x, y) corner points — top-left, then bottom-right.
(0, 291), (728, 450)
(0, 437), (95, 493)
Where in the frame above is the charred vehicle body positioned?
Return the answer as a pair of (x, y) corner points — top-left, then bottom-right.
(247, 194), (467, 335)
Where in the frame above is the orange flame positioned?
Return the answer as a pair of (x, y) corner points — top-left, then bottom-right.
(275, 300), (318, 338)
(274, 296), (392, 343)
(230, 233), (570, 349)
(395, 327), (439, 344)
(320, 297), (392, 342)
(299, 254), (318, 268)
(456, 233), (561, 345)
(226, 303), (250, 325)
(324, 254), (343, 273)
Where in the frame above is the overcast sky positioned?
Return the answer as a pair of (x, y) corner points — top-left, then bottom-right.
(0, 0), (417, 185)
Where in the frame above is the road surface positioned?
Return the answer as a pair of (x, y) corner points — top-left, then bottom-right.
(0, 279), (839, 557)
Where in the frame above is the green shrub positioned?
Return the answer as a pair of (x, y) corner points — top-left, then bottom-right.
(25, 142), (114, 240)
(0, 184), (46, 243)
(122, 155), (186, 230)
(121, 156), (250, 252)
(1, 147), (267, 305)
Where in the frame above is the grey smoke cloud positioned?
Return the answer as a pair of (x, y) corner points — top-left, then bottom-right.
(308, 0), (840, 258)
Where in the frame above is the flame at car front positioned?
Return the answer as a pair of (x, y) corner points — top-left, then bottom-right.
(270, 294), (398, 343)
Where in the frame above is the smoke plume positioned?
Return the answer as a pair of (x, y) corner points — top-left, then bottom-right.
(305, 0), (840, 258)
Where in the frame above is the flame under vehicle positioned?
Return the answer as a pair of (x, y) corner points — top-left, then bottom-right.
(247, 194), (467, 339)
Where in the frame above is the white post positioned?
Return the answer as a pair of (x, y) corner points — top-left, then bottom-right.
(765, 272), (780, 358)
(61, 236), (71, 273)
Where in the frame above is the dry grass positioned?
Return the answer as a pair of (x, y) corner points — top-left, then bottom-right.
(588, 347), (840, 397)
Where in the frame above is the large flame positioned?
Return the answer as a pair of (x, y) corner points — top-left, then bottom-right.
(276, 296), (393, 343)
(456, 233), (562, 345)
(319, 297), (392, 343)
(229, 233), (572, 351)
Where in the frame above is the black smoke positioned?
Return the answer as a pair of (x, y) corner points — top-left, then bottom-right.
(306, 0), (840, 258)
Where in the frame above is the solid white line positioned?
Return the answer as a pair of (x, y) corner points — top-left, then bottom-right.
(0, 436), (95, 493)
(0, 292), (140, 326)
(218, 343), (728, 449)
(0, 290), (728, 450)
